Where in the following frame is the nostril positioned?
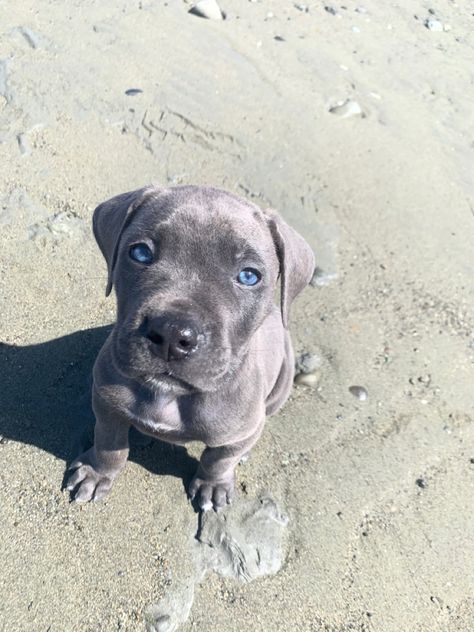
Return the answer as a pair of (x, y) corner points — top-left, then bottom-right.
(179, 339), (190, 348)
(147, 331), (164, 345)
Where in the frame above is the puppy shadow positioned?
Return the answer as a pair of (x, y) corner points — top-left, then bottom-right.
(0, 326), (199, 496)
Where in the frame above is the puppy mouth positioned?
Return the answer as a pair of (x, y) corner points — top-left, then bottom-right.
(144, 369), (195, 392)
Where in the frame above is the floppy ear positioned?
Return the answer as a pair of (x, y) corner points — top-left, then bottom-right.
(265, 209), (315, 328)
(93, 186), (157, 296)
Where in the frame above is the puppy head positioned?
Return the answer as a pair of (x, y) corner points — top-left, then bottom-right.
(93, 185), (314, 392)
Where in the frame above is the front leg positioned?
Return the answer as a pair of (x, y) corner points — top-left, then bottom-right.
(66, 390), (131, 503)
(189, 422), (264, 512)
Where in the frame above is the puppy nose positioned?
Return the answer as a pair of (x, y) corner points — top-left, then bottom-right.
(145, 315), (199, 360)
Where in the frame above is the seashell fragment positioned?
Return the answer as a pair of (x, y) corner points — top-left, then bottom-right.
(189, 0), (224, 20)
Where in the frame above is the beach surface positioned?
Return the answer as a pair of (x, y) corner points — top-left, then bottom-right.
(1, 1), (473, 630)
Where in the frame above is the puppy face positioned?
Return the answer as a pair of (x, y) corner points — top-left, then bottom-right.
(93, 186), (314, 393)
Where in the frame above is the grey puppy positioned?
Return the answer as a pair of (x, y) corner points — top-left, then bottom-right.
(66, 185), (314, 511)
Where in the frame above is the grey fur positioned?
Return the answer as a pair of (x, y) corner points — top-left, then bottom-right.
(66, 185), (314, 510)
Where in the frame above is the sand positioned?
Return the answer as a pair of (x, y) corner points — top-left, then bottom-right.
(1, 1), (473, 630)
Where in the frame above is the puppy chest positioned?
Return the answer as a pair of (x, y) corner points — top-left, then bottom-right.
(129, 396), (185, 437)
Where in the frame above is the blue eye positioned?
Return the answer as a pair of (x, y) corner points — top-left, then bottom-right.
(129, 243), (153, 264)
(237, 268), (261, 286)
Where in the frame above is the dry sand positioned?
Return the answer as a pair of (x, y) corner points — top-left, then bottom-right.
(1, 1), (473, 631)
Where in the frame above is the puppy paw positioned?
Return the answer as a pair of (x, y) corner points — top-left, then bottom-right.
(188, 475), (235, 512)
(66, 451), (116, 503)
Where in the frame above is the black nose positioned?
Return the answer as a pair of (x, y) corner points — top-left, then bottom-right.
(145, 315), (200, 360)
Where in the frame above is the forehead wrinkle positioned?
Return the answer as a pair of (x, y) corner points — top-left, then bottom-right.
(127, 195), (276, 271)
(161, 215), (263, 279)
(177, 206), (268, 244)
(136, 185), (267, 234)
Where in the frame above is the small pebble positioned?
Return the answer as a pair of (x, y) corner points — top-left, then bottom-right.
(274, 35), (285, 41)
(329, 99), (363, 118)
(294, 3), (309, 12)
(425, 18), (443, 31)
(295, 352), (322, 374)
(125, 88), (143, 96)
(17, 133), (30, 156)
(418, 374), (431, 385)
(189, 0), (224, 20)
(154, 615), (172, 632)
(351, 25), (361, 32)
(349, 385), (368, 401)
(324, 6), (337, 15)
(415, 478), (427, 489)
(294, 371), (320, 388)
